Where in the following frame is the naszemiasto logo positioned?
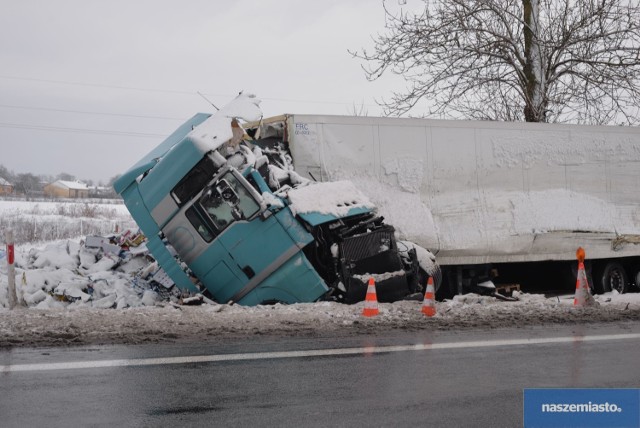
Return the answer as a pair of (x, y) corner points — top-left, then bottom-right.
(542, 402), (623, 413)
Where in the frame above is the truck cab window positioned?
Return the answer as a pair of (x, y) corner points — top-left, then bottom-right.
(200, 172), (260, 232)
(185, 206), (214, 242)
(171, 155), (216, 205)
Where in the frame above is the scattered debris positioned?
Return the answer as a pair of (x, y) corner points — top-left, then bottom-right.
(3, 229), (194, 309)
(495, 284), (521, 297)
(491, 292), (519, 302)
(180, 295), (204, 306)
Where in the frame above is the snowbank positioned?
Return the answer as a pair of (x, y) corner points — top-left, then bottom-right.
(1, 234), (639, 349)
(1, 236), (639, 348)
(1, 289), (639, 348)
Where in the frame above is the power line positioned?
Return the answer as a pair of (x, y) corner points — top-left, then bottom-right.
(261, 95), (378, 108)
(0, 103), (186, 121)
(0, 75), (200, 95)
(0, 75), (381, 108)
(0, 76), (383, 142)
(0, 122), (165, 138)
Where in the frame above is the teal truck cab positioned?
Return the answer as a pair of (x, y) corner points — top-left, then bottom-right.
(114, 94), (435, 305)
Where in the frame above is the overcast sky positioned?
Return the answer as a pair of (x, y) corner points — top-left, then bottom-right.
(0, 0), (412, 184)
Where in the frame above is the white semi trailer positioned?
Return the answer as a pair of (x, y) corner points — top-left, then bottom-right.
(249, 114), (640, 297)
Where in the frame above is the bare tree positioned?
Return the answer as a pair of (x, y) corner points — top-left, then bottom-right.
(14, 173), (41, 196)
(56, 172), (76, 181)
(349, 101), (370, 116)
(351, 0), (640, 124)
(0, 164), (14, 183)
(108, 174), (121, 188)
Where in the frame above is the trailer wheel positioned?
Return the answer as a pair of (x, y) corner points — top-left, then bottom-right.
(598, 262), (629, 294)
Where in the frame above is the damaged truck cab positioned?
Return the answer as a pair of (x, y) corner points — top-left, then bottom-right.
(114, 94), (429, 305)
(114, 113), (327, 305)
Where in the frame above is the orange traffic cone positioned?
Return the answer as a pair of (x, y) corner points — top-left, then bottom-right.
(573, 247), (591, 306)
(422, 277), (436, 317)
(362, 277), (379, 317)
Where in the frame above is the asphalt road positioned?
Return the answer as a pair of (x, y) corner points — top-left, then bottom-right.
(1, 322), (639, 427)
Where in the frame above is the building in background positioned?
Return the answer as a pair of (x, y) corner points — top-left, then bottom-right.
(44, 180), (89, 198)
(0, 177), (13, 195)
(88, 185), (118, 199)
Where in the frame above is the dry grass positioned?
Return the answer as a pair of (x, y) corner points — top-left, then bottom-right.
(0, 201), (136, 245)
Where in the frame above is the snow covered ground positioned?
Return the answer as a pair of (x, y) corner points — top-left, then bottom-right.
(1, 287), (639, 348)
(1, 232), (639, 348)
(0, 199), (135, 245)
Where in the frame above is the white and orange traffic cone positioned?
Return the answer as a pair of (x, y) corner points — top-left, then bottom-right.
(362, 277), (379, 317)
(422, 276), (436, 317)
(573, 247), (595, 307)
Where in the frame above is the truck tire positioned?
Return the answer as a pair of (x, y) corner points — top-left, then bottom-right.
(416, 263), (442, 296)
(598, 262), (629, 294)
(430, 262), (442, 294)
(436, 267), (457, 301)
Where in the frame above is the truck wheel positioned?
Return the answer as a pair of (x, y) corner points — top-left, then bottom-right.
(598, 262), (629, 294)
(416, 263), (442, 297)
(430, 263), (442, 294)
(436, 266), (456, 301)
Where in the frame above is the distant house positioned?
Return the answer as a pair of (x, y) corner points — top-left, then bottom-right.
(88, 185), (117, 199)
(0, 177), (13, 195)
(44, 180), (89, 198)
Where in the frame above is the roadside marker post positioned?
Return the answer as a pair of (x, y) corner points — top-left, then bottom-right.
(5, 229), (18, 309)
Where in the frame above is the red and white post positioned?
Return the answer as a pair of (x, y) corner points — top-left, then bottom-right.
(5, 230), (18, 309)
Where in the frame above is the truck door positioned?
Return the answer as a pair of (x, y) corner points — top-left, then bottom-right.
(196, 169), (326, 304)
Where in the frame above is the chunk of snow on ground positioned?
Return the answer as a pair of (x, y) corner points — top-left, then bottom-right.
(30, 243), (78, 270)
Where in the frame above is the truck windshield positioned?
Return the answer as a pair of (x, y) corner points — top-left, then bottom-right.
(171, 155), (216, 206)
(200, 171), (260, 231)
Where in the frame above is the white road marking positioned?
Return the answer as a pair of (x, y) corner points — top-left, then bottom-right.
(2, 333), (639, 373)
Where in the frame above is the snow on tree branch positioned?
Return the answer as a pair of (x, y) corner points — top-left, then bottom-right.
(351, 0), (640, 124)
